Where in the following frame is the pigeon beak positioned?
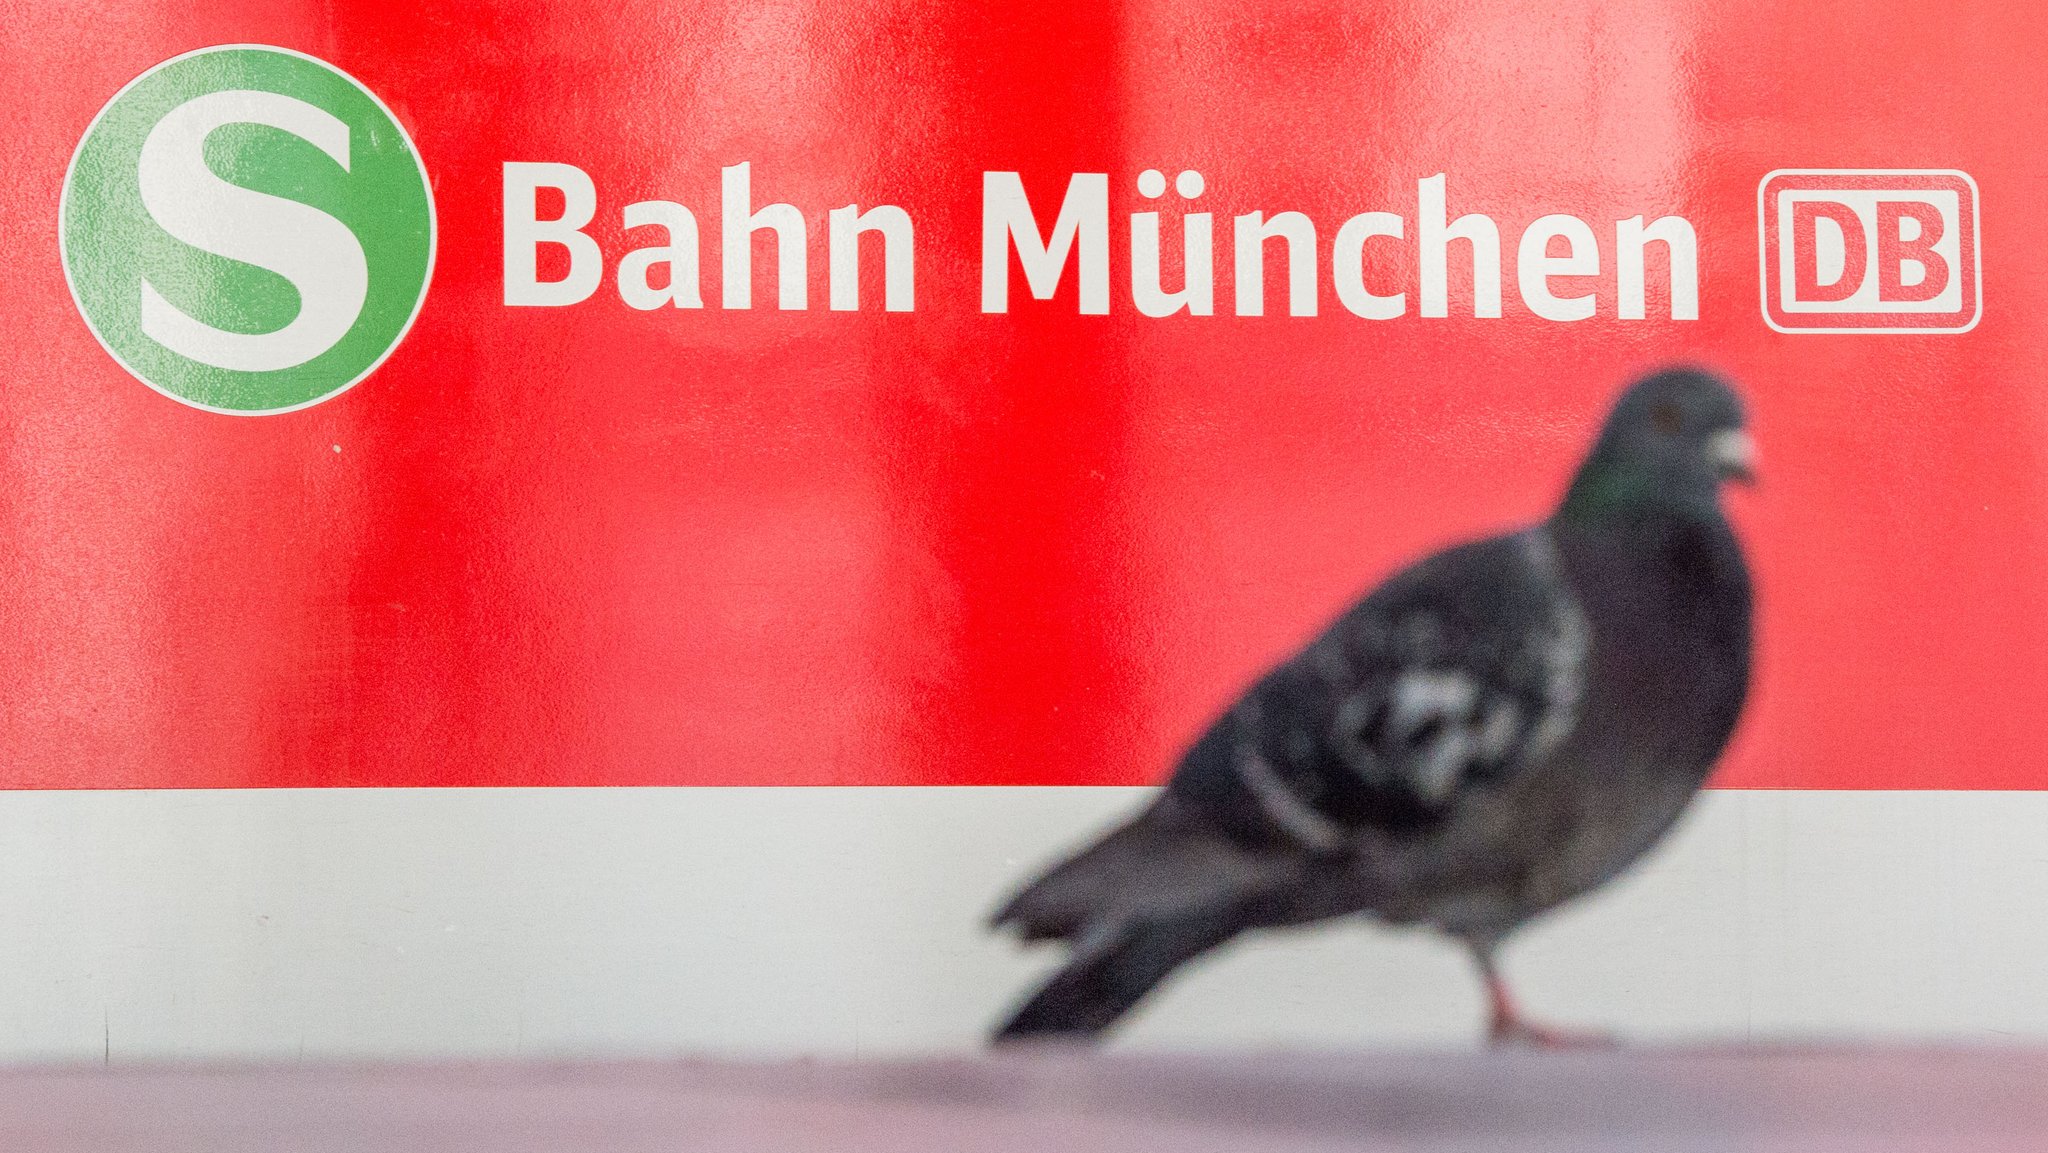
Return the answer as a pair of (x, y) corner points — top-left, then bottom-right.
(1709, 428), (1758, 485)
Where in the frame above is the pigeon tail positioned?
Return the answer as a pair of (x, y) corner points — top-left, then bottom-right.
(992, 909), (1244, 1043)
(990, 796), (1272, 944)
(990, 813), (1153, 942)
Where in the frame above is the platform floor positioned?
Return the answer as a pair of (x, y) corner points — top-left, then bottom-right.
(0, 1048), (2042, 1151)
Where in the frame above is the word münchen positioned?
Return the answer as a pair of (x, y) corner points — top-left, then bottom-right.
(504, 163), (1699, 321)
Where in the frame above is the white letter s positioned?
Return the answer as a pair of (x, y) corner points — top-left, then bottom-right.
(136, 90), (369, 372)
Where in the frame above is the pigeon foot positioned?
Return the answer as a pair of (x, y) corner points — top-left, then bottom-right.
(1472, 945), (1619, 1050)
(1487, 1017), (1620, 1050)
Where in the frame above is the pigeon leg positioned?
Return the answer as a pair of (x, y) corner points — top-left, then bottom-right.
(1468, 943), (1617, 1049)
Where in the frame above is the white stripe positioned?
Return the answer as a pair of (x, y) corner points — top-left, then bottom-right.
(1233, 754), (1349, 852)
(0, 788), (2042, 1058)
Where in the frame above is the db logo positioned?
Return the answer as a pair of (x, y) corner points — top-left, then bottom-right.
(1758, 170), (1980, 334)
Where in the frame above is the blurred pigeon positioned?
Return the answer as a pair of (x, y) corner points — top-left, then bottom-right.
(990, 368), (1756, 1046)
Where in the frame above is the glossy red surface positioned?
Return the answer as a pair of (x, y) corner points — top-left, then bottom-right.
(2, 2), (2044, 788)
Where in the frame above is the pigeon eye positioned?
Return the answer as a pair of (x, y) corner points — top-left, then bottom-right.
(1650, 402), (1683, 436)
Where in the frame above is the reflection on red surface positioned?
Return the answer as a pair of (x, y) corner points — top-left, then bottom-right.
(2, 2), (2046, 788)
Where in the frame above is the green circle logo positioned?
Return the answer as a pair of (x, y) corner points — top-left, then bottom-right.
(61, 45), (435, 415)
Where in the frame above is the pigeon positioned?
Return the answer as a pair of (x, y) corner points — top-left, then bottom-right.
(989, 367), (1756, 1046)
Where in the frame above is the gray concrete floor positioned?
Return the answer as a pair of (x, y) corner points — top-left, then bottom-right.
(2, 1048), (2044, 1151)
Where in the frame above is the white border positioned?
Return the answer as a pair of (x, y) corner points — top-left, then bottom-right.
(1756, 168), (1982, 336)
(57, 43), (439, 416)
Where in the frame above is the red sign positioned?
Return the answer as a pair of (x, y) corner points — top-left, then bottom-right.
(3, 3), (2046, 790)
(1760, 170), (1981, 333)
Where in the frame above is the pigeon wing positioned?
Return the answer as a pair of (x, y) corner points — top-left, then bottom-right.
(1169, 529), (1590, 851)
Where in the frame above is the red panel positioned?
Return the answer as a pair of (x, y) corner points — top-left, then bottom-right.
(2, 1), (2046, 788)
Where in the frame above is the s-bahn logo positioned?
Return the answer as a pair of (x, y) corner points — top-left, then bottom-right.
(1759, 169), (1980, 334)
(60, 45), (435, 414)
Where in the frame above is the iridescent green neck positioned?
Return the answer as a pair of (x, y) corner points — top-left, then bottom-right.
(1556, 454), (1720, 524)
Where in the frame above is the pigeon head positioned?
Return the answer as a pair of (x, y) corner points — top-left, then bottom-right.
(1558, 368), (1755, 520)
